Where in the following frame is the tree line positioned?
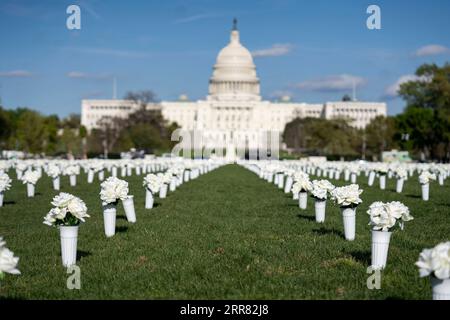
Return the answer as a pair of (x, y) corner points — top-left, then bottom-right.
(1, 63), (449, 161)
(0, 91), (178, 158)
(283, 63), (450, 162)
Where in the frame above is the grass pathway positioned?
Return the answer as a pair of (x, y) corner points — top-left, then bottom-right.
(0, 164), (449, 299)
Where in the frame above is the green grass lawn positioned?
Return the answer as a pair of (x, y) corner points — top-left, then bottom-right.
(0, 164), (449, 299)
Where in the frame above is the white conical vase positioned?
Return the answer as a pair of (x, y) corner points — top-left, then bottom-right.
(396, 178), (404, 193)
(0, 192), (4, 207)
(69, 175), (77, 187)
(277, 174), (284, 189)
(351, 173), (357, 184)
(341, 207), (356, 241)
(27, 183), (35, 197)
(53, 176), (60, 191)
(98, 170), (104, 181)
(103, 203), (117, 237)
(371, 230), (391, 269)
(431, 277), (450, 300)
(59, 225), (78, 267)
(284, 176), (293, 194)
(368, 171), (375, 186)
(315, 199), (326, 223)
(293, 192), (299, 200)
(87, 170), (94, 183)
(438, 175), (444, 186)
(169, 179), (176, 192)
(112, 167), (117, 177)
(344, 170), (350, 181)
(184, 171), (190, 182)
(421, 183), (430, 201)
(122, 196), (136, 223)
(159, 184), (168, 198)
(379, 175), (386, 190)
(299, 192), (307, 210)
(145, 189), (154, 209)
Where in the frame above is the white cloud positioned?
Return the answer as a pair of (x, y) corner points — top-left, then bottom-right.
(252, 44), (293, 58)
(293, 74), (366, 92)
(67, 71), (111, 80)
(414, 44), (450, 57)
(384, 74), (430, 98)
(0, 70), (33, 77)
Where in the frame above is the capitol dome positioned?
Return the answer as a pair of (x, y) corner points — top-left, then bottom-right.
(208, 19), (261, 101)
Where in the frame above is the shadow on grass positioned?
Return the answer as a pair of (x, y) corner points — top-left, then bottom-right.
(405, 194), (421, 199)
(3, 201), (16, 205)
(312, 227), (344, 238)
(297, 214), (315, 222)
(76, 250), (92, 262)
(116, 226), (129, 233)
(117, 215), (128, 221)
(346, 249), (371, 265)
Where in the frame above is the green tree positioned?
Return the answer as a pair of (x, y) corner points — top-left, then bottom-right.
(398, 63), (450, 160)
(364, 116), (399, 160)
(15, 110), (48, 153)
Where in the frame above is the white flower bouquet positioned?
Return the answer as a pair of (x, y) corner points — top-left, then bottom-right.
(43, 192), (90, 227)
(100, 177), (129, 205)
(376, 164), (388, 175)
(63, 165), (78, 176)
(416, 241), (450, 300)
(143, 174), (161, 194)
(0, 173), (12, 193)
(330, 184), (363, 208)
(417, 242), (450, 280)
(419, 171), (436, 185)
(21, 170), (40, 185)
(394, 166), (408, 180)
(311, 179), (335, 201)
(0, 237), (21, 279)
(367, 201), (413, 232)
(47, 164), (61, 178)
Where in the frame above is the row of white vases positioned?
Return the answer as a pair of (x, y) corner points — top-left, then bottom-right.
(268, 171), (389, 270)
(59, 196), (137, 267)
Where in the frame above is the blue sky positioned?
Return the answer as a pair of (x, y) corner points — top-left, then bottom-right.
(0, 0), (449, 117)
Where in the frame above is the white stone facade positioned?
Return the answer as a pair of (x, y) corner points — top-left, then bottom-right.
(81, 23), (387, 148)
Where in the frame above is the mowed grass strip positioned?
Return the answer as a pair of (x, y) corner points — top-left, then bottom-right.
(0, 164), (449, 299)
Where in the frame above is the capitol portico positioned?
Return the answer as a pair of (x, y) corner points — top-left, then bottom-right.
(81, 20), (387, 153)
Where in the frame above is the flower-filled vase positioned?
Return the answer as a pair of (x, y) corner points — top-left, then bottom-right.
(416, 241), (450, 300)
(43, 192), (89, 267)
(369, 201), (412, 269)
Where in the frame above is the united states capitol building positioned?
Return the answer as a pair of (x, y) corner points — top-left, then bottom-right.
(81, 21), (386, 152)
